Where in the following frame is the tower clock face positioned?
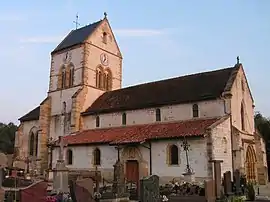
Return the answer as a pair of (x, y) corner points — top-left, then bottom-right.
(100, 53), (109, 66)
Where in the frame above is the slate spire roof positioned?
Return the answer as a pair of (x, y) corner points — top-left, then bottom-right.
(51, 20), (103, 54)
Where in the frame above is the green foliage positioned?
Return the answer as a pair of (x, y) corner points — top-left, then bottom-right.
(254, 112), (270, 141)
(0, 122), (17, 154)
(246, 182), (255, 201)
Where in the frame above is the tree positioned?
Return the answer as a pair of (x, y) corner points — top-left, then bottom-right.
(0, 122), (17, 154)
(254, 112), (270, 141)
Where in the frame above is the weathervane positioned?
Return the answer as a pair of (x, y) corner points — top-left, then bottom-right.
(104, 12), (107, 18)
(73, 13), (80, 30)
(236, 56), (240, 65)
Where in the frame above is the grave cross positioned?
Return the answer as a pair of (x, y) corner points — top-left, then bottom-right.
(58, 136), (67, 161)
(73, 13), (80, 30)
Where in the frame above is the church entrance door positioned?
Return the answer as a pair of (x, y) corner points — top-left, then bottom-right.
(126, 160), (139, 199)
(245, 145), (256, 182)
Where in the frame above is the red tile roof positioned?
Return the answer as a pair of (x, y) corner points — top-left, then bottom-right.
(63, 118), (221, 145)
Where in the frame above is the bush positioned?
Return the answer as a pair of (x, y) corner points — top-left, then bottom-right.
(246, 182), (255, 201)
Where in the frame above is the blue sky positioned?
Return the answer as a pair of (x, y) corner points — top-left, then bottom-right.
(0, 0), (269, 124)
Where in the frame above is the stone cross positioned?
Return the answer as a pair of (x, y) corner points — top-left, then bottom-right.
(58, 136), (66, 161)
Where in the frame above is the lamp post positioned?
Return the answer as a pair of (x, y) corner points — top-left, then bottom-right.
(181, 136), (193, 174)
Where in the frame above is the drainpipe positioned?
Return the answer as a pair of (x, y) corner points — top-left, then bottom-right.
(149, 142), (152, 175)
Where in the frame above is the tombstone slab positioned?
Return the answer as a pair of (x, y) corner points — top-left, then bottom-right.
(53, 160), (69, 193)
(140, 175), (160, 202)
(183, 171), (195, 182)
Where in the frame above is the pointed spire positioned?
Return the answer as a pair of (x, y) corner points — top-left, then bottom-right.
(104, 12), (107, 19)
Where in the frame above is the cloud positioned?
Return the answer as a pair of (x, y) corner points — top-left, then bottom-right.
(115, 29), (165, 37)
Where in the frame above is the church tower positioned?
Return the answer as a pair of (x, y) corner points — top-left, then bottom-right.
(47, 14), (122, 139)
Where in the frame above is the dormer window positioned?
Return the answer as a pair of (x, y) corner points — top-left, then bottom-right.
(102, 32), (107, 44)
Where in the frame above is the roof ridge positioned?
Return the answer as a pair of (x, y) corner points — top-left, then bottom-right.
(110, 66), (235, 93)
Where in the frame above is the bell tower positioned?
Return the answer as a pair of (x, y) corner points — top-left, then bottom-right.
(47, 14), (122, 139)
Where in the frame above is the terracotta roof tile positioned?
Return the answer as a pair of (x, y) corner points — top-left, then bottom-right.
(63, 118), (220, 145)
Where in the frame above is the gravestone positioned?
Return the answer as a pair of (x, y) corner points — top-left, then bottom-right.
(223, 171), (232, 196)
(204, 179), (215, 202)
(112, 160), (126, 197)
(209, 160), (223, 201)
(53, 136), (69, 193)
(234, 169), (241, 195)
(140, 175), (160, 202)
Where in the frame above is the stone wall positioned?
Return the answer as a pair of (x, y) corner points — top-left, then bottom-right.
(83, 99), (226, 130)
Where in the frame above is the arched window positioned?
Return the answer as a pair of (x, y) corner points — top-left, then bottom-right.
(98, 71), (102, 88)
(93, 148), (101, 165)
(69, 65), (75, 87)
(61, 67), (66, 89)
(96, 116), (100, 128)
(104, 69), (112, 91)
(241, 102), (245, 131)
(156, 108), (161, 122)
(122, 112), (127, 125)
(169, 145), (179, 165)
(241, 79), (245, 92)
(192, 104), (199, 118)
(66, 149), (73, 165)
(35, 133), (38, 156)
(29, 132), (35, 156)
(102, 32), (107, 44)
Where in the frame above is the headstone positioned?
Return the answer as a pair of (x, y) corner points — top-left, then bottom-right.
(140, 175), (160, 202)
(204, 179), (215, 202)
(112, 160), (126, 197)
(209, 160), (223, 200)
(52, 136), (69, 193)
(223, 171), (232, 195)
(234, 169), (241, 195)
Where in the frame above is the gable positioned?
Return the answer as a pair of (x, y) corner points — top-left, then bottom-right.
(85, 18), (122, 58)
(83, 66), (237, 115)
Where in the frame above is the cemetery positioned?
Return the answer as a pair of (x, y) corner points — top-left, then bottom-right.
(0, 136), (261, 202)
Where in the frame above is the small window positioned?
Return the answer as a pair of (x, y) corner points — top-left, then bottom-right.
(69, 67), (74, 87)
(241, 79), (245, 92)
(241, 102), (245, 131)
(102, 32), (107, 44)
(169, 145), (179, 165)
(61, 68), (66, 89)
(29, 132), (35, 156)
(62, 102), (66, 115)
(122, 113), (126, 125)
(156, 108), (161, 122)
(192, 104), (199, 118)
(98, 71), (102, 88)
(93, 148), (101, 165)
(96, 116), (100, 128)
(66, 149), (73, 165)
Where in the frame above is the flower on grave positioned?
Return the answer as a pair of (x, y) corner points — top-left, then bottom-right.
(94, 192), (102, 199)
(162, 195), (169, 201)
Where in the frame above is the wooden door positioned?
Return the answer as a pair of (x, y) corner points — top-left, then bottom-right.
(126, 160), (139, 184)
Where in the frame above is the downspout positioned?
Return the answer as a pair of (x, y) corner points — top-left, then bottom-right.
(222, 95), (235, 172)
(149, 142), (152, 175)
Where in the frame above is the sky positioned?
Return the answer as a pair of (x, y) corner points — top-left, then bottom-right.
(0, 0), (270, 124)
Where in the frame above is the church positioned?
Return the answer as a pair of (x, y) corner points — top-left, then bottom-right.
(14, 14), (268, 185)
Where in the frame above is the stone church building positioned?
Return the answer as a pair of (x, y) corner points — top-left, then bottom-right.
(14, 15), (268, 185)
